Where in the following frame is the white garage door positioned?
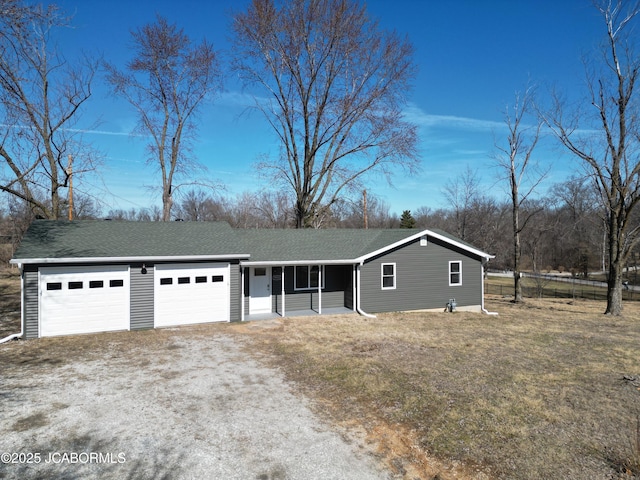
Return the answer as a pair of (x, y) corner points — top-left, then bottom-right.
(40, 265), (130, 337)
(154, 263), (230, 327)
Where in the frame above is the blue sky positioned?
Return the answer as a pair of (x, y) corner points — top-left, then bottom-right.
(49, 0), (606, 216)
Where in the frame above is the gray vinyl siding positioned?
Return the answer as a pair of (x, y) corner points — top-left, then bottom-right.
(23, 267), (38, 339)
(130, 263), (154, 330)
(360, 236), (482, 313)
(229, 261), (240, 321)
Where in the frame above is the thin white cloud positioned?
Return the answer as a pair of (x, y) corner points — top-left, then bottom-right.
(67, 128), (136, 137)
(0, 123), (140, 137)
(402, 104), (505, 132)
(216, 90), (270, 108)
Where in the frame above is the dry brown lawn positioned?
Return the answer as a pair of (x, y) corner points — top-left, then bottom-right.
(0, 267), (20, 338)
(230, 298), (640, 480)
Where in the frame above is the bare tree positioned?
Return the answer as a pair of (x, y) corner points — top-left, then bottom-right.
(443, 165), (480, 241)
(543, 1), (640, 315)
(253, 190), (293, 228)
(494, 88), (545, 302)
(0, 1), (99, 219)
(231, 0), (420, 228)
(176, 189), (223, 222)
(105, 15), (222, 221)
(332, 191), (394, 228)
(548, 176), (604, 276)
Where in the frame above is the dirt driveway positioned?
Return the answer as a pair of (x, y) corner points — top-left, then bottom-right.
(0, 324), (391, 480)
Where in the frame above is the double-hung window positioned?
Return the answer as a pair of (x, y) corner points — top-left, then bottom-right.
(294, 265), (324, 290)
(449, 261), (462, 286)
(381, 263), (396, 289)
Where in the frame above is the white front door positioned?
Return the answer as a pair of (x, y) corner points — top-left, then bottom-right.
(250, 267), (271, 314)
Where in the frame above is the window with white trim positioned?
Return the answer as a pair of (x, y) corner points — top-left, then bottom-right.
(449, 261), (462, 286)
(381, 263), (396, 289)
(294, 265), (324, 290)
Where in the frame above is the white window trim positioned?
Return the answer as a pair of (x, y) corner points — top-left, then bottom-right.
(449, 260), (462, 286)
(381, 262), (396, 290)
(293, 265), (325, 291)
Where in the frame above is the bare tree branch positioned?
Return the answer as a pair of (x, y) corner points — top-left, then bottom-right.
(542, 0), (640, 314)
(231, 0), (420, 228)
(104, 15), (222, 221)
(0, 1), (99, 218)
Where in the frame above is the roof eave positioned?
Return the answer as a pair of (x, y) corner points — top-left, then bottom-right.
(240, 259), (356, 266)
(10, 253), (251, 265)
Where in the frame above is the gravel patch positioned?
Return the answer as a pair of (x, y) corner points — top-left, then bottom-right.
(0, 332), (390, 479)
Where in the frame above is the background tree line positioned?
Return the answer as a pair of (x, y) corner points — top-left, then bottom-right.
(1, 173), (613, 282)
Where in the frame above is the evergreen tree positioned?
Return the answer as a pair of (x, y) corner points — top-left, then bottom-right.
(399, 210), (416, 229)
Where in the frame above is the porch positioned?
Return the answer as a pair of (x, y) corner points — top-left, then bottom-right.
(244, 306), (355, 322)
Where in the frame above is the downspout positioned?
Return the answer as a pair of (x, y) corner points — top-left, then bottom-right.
(481, 258), (498, 316)
(356, 263), (376, 318)
(0, 264), (24, 343)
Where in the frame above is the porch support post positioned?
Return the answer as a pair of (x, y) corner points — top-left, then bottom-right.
(352, 265), (356, 311)
(318, 265), (322, 314)
(281, 265), (286, 317)
(240, 266), (245, 322)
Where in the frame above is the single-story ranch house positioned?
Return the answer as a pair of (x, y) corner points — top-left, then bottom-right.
(9, 220), (494, 339)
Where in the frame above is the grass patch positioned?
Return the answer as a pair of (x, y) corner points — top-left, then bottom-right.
(0, 267), (21, 338)
(231, 297), (640, 479)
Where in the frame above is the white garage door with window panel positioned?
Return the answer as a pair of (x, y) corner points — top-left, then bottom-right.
(154, 263), (230, 327)
(39, 265), (130, 337)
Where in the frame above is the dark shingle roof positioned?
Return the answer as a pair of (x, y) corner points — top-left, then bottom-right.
(11, 220), (491, 263)
(12, 220), (246, 260)
(236, 228), (419, 262)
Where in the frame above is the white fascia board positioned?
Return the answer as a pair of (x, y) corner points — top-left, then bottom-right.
(355, 229), (494, 264)
(354, 229), (430, 264)
(426, 230), (495, 260)
(241, 259), (356, 266)
(10, 254), (251, 265)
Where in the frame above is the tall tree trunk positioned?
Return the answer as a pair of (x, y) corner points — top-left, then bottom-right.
(162, 185), (173, 222)
(513, 201), (523, 302)
(295, 201), (304, 228)
(605, 215), (623, 315)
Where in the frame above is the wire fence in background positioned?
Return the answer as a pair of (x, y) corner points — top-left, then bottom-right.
(485, 275), (639, 302)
